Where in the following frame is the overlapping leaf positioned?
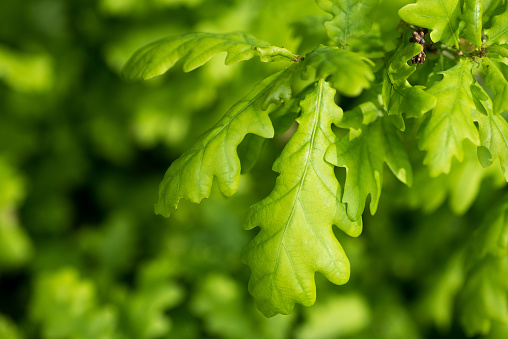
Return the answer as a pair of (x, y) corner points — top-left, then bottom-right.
(419, 59), (480, 176)
(399, 0), (461, 48)
(154, 66), (297, 217)
(242, 80), (362, 317)
(462, 0), (484, 48)
(471, 81), (508, 181)
(122, 32), (302, 80)
(304, 45), (374, 97)
(325, 107), (412, 221)
(483, 57), (508, 114)
(484, 9), (508, 45)
(314, 0), (379, 48)
(382, 42), (436, 130)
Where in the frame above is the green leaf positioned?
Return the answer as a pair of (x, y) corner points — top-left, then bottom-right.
(304, 45), (374, 97)
(484, 9), (508, 45)
(484, 57), (508, 114)
(419, 59), (480, 176)
(471, 82), (508, 181)
(459, 199), (508, 336)
(416, 253), (464, 331)
(398, 0), (461, 49)
(314, 0), (380, 48)
(400, 141), (505, 215)
(467, 198), (508, 262)
(30, 269), (118, 339)
(238, 135), (267, 174)
(462, 0), (484, 48)
(382, 42), (437, 130)
(154, 66), (296, 217)
(459, 257), (508, 336)
(242, 80), (362, 317)
(295, 293), (371, 338)
(325, 113), (413, 221)
(488, 44), (508, 58)
(0, 314), (22, 339)
(122, 32), (302, 80)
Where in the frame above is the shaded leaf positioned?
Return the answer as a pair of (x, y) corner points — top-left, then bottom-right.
(459, 257), (508, 336)
(154, 66), (297, 217)
(325, 113), (413, 220)
(314, 0), (380, 48)
(123, 32), (302, 80)
(467, 198), (508, 262)
(400, 141), (505, 215)
(304, 45), (374, 96)
(399, 0), (461, 48)
(30, 269), (118, 339)
(462, 0), (484, 48)
(382, 42), (436, 130)
(238, 135), (267, 174)
(484, 9), (508, 45)
(419, 59), (480, 176)
(243, 80), (361, 317)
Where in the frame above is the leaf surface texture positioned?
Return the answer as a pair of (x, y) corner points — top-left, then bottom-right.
(399, 0), (461, 48)
(123, 32), (301, 80)
(243, 80), (361, 317)
(325, 107), (413, 220)
(154, 67), (296, 217)
(419, 59), (480, 176)
(315, 0), (379, 48)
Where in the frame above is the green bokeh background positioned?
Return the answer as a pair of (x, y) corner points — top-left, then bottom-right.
(1, 0), (508, 338)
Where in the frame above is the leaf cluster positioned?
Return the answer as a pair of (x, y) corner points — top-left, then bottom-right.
(122, 0), (508, 334)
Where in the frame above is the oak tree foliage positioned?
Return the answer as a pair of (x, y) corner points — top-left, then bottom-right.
(123, 0), (508, 336)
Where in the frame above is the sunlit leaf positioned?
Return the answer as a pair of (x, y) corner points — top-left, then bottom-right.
(304, 45), (374, 96)
(243, 80), (361, 317)
(154, 66), (297, 217)
(462, 0), (484, 48)
(325, 111), (413, 221)
(382, 42), (436, 130)
(471, 82), (508, 181)
(419, 59), (480, 176)
(399, 0), (461, 48)
(484, 9), (508, 45)
(122, 32), (302, 80)
(314, 0), (380, 48)
(483, 57), (508, 114)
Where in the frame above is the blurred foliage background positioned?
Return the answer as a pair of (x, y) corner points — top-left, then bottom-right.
(1, 0), (508, 338)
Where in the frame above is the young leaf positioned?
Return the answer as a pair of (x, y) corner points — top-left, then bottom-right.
(314, 0), (380, 48)
(242, 80), (362, 317)
(398, 0), (461, 49)
(122, 32), (302, 80)
(304, 45), (374, 97)
(461, 0), (484, 48)
(419, 59), (480, 177)
(471, 82), (508, 181)
(484, 9), (508, 45)
(483, 57), (508, 114)
(382, 42), (436, 130)
(325, 113), (413, 221)
(154, 66), (296, 217)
